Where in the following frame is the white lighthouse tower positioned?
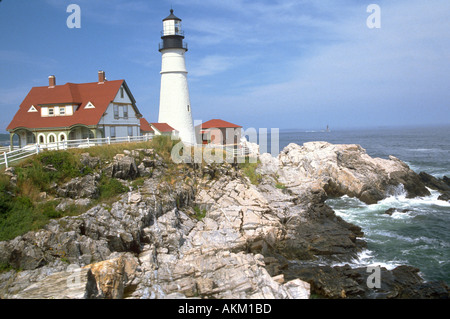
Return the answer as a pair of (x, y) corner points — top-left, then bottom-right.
(158, 9), (196, 145)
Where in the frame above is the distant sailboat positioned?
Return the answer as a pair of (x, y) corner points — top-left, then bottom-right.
(326, 125), (330, 133)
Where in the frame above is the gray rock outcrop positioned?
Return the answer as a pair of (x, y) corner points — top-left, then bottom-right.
(265, 142), (430, 204)
(1, 142), (447, 299)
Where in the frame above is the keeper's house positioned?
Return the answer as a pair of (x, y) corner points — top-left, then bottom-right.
(6, 71), (143, 147)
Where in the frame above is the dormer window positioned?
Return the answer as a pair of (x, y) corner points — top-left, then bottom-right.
(40, 105), (73, 117)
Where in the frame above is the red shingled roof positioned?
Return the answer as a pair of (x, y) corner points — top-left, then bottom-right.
(198, 119), (242, 129)
(140, 118), (154, 133)
(7, 80), (137, 131)
(151, 122), (176, 133)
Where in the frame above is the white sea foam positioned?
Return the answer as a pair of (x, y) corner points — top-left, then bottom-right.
(331, 249), (403, 270)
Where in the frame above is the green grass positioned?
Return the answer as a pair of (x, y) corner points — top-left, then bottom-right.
(14, 151), (83, 195)
(69, 135), (177, 163)
(239, 157), (262, 185)
(275, 182), (286, 190)
(98, 174), (128, 200)
(193, 206), (207, 221)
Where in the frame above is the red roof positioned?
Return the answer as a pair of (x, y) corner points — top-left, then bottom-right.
(151, 123), (176, 133)
(7, 80), (139, 131)
(140, 118), (154, 133)
(198, 119), (242, 129)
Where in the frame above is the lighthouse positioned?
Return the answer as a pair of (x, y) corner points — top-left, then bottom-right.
(158, 9), (196, 145)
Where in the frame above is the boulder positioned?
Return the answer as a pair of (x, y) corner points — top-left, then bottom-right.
(57, 174), (100, 199)
(86, 253), (139, 299)
(80, 153), (101, 169)
(276, 142), (430, 204)
(12, 266), (101, 299)
(103, 155), (139, 180)
(282, 264), (450, 299)
(419, 172), (450, 192)
(438, 192), (450, 202)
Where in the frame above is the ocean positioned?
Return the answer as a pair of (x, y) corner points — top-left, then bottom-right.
(273, 125), (450, 284)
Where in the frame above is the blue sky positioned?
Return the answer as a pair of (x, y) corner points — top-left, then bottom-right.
(1, 0), (449, 133)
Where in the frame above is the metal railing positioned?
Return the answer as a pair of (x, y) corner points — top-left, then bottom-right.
(203, 144), (250, 157)
(158, 41), (188, 51)
(0, 135), (153, 168)
(160, 30), (185, 37)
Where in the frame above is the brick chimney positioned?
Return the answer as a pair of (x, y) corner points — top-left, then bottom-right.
(48, 75), (56, 88)
(98, 70), (106, 84)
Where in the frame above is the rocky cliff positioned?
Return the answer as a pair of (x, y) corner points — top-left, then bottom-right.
(0, 142), (448, 299)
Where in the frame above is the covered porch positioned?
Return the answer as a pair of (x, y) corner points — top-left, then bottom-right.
(68, 125), (103, 141)
(9, 128), (36, 149)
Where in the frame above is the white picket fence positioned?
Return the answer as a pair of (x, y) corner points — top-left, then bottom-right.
(0, 135), (153, 168)
(0, 136), (253, 169)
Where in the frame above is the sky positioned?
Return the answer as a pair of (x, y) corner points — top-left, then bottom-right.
(0, 0), (449, 133)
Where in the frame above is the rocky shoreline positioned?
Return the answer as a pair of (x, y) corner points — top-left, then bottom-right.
(0, 141), (449, 299)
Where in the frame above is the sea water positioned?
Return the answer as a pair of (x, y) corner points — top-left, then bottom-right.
(273, 125), (450, 284)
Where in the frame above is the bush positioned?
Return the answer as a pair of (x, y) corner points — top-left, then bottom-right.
(36, 201), (62, 219)
(239, 160), (262, 185)
(152, 135), (178, 161)
(193, 206), (207, 221)
(0, 175), (13, 216)
(0, 196), (34, 241)
(98, 175), (128, 200)
(14, 151), (82, 193)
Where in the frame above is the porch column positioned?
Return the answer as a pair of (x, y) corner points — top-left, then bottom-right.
(9, 132), (14, 151)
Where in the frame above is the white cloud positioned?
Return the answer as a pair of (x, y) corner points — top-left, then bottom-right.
(190, 54), (254, 77)
(191, 0), (450, 128)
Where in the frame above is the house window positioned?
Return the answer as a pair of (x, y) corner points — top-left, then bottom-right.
(120, 87), (124, 99)
(59, 107), (65, 115)
(110, 126), (116, 138)
(49, 135), (55, 143)
(48, 108), (54, 116)
(128, 126), (133, 137)
(114, 105), (119, 119)
(123, 105), (128, 119)
(39, 135), (45, 144)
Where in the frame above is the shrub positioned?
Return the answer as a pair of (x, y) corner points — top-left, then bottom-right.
(98, 175), (128, 200)
(0, 175), (13, 216)
(14, 151), (82, 193)
(36, 201), (62, 219)
(0, 196), (34, 241)
(193, 206), (207, 221)
(239, 160), (262, 185)
(275, 182), (286, 189)
(152, 135), (178, 161)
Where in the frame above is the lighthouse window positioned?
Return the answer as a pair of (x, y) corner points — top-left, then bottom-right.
(187, 105), (190, 112)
